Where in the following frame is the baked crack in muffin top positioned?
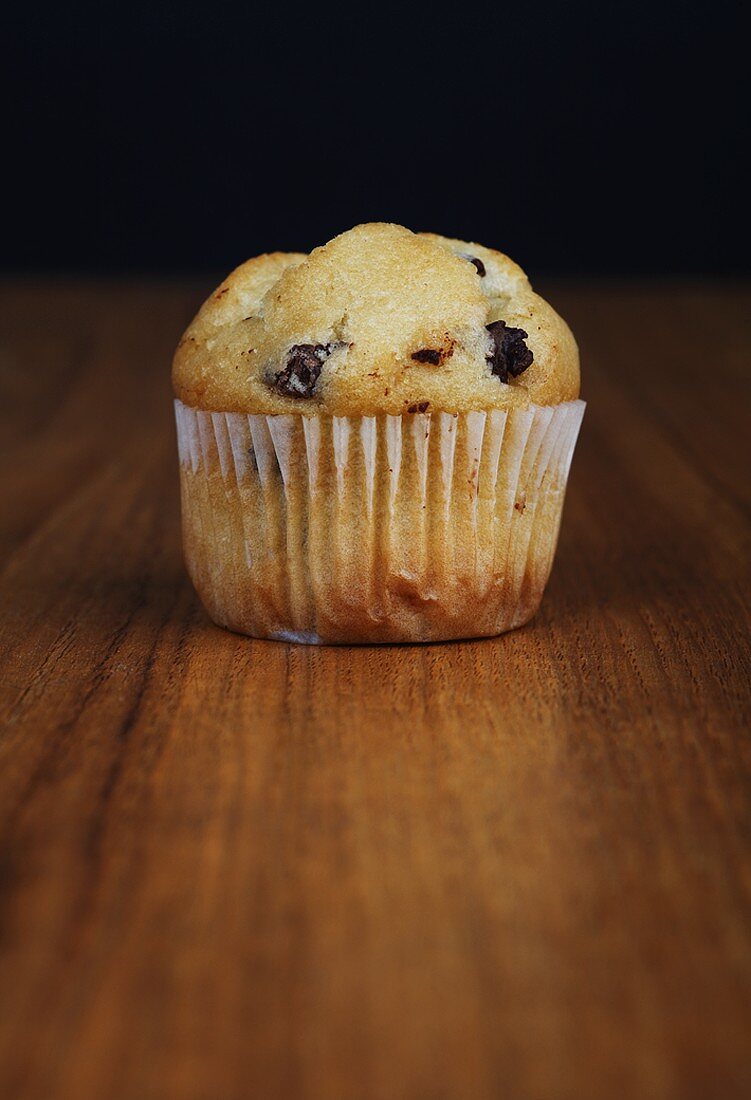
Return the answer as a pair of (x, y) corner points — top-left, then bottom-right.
(173, 223), (579, 415)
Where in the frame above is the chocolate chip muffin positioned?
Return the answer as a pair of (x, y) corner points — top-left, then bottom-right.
(173, 223), (584, 643)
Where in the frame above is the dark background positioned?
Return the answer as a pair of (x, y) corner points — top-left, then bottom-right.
(4, 1), (747, 277)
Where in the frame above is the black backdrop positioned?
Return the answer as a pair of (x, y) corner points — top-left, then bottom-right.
(5, 1), (747, 276)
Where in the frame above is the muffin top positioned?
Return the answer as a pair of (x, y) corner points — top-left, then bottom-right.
(173, 223), (579, 416)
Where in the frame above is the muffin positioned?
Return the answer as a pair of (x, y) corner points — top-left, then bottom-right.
(172, 223), (584, 643)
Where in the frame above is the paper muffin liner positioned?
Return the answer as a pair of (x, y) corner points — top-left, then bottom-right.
(174, 399), (585, 643)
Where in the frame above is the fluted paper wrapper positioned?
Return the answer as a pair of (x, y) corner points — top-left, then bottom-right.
(174, 399), (584, 643)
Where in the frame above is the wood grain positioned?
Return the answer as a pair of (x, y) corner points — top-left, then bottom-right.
(0, 279), (750, 1100)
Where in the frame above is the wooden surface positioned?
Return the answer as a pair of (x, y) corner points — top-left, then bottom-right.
(0, 279), (750, 1100)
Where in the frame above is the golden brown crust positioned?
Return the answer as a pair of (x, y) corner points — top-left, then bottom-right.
(172, 223), (580, 415)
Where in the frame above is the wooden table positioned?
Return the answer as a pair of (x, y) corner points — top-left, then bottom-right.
(1, 280), (749, 1100)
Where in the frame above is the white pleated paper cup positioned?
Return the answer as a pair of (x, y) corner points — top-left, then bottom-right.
(174, 399), (585, 644)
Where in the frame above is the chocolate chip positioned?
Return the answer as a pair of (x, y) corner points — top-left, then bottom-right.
(270, 342), (342, 398)
(460, 253), (486, 276)
(411, 348), (443, 365)
(485, 320), (533, 383)
(411, 339), (456, 366)
(407, 401), (430, 413)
